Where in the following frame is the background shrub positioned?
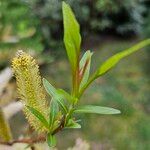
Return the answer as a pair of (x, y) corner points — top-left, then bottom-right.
(0, 0), (149, 51)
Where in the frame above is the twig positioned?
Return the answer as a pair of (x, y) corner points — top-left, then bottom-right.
(0, 115), (66, 146)
(52, 115), (65, 135)
(0, 135), (45, 146)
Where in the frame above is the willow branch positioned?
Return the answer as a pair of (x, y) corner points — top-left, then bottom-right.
(0, 135), (45, 146)
(0, 116), (66, 146)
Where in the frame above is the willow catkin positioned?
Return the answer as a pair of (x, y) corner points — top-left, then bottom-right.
(12, 50), (48, 133)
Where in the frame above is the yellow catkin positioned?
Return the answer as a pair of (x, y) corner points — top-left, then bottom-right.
(12, 50), (48, 133)
(0, 108), (12, 142)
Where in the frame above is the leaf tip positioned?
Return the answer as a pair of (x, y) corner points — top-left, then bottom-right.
(109, 107), (121, 115)
(62, 1), (69, 10)
(114, 109), (121, 114)
(42, 77), (46, 82)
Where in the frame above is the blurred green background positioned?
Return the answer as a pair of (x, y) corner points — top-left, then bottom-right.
(0, 0), (150, 149)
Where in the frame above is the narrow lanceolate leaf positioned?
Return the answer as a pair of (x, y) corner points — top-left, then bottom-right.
(47, 133), (57, 147)
(43, 78), (56, 98)
(79, 50), (93, 90)
(43, 78), (67, 113)
(49, 98), (59, 126)
(57, 89), (76, 103)
(62, 1), (81, 72)
(95, 39), (150, 77)
(74, 105), (121, 115)
(26, 106), (49, 129)
(65, 119), (81, 129)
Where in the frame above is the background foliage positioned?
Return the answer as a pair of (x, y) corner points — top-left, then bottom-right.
(0, 0), (149, 51)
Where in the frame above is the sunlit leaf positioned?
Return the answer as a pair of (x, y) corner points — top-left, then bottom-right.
(95, 39), (150, 77)
(79, 50), (93, 90)
(74, 105), (121, 114)
(62, 1), (81, 72)
(26, 106), (49, 128)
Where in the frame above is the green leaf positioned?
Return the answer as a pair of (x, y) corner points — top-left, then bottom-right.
(57, 99), (68, 113)
(49, 98), (59, 126)
(65, 119), (81, 129)
(62, 1), (81, 72)
(47, 133), (57, 147)
(79, 50), (93, 90)
(95, 39), (150, 77)
(26, 106), (49, 128)
(57, 89), (77, 103)
(43, 78), (68, 113)
(43, 78), (56, 98)
(74, 105), (121, 115)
